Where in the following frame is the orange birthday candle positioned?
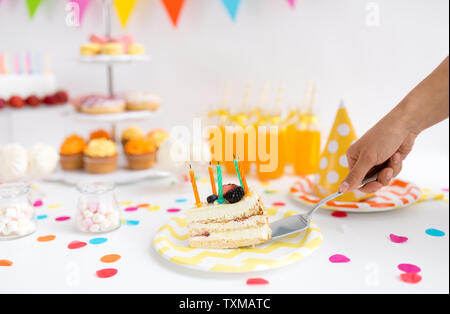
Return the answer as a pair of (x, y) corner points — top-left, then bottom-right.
(189, 165), (202, 207)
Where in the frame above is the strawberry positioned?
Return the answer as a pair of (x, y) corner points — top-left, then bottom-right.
(222, 184), (238, 196)
(9, 95), (24, 109)
(25, 95), (41, 107)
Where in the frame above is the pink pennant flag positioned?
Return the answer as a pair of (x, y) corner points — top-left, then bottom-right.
(68, 0), (91, 25)
(286, 0), (295, 8)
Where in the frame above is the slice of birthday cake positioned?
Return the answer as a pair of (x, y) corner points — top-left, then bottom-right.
(186, 184), (271, 249)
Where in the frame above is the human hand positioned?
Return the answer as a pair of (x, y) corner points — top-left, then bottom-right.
(338, 112), (418, 194)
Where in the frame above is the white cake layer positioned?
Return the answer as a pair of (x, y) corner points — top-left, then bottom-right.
(186, 191), (260, 224)
(0, 74), (57, 98)
(188, 215), (268, 236)
(190, 224), (271, 241)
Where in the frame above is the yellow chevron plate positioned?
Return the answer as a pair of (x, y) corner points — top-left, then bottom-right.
(153, 207), (323, 273)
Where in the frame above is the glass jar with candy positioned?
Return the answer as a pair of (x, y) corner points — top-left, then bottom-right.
(76, 181), (121, 233)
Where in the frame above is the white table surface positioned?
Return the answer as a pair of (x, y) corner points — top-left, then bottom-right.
(0, 154), (448, 294)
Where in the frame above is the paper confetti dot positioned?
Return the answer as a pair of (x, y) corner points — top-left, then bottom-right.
(37, 235), (56, 242)
(329, 254), (350, 263)
(125, 220), (140, 226)
(37, 214), (48, 220)
(272, 202), (286, 207)
(100, 254), (121, 263)
(398, 263), (421, 274)
(331, 211), (347, 218)
(47, 204), (62, 209)
(96, 268), (118, 278)
(0, 259), (13, 267)
(89, 237), (108, 245)
(264, 190), (279, 194)
(137, 203), (150, 208)
(147, 205), (161, 211)
(246, 278), (269, 285)
(175, 198), (188, 203)
(55, 216), (71, 222)
(400, 273), (422, 284)
(33, 200), (43, 207)
(390, 233), (408, 243)
(425, 228), (445, 237)
(68, 241), (87, 250)
(442, 188), (449, 192)
(124, 207), (138, 212)
(167, 208), (181, 213)
(120, 201), (133, 206)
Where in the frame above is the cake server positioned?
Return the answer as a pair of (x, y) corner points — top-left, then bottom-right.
(271, 165), (386, 239)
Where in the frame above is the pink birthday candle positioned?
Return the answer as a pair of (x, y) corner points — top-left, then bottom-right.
(13, 53), (20, 74)
(25, 52), (31, 74)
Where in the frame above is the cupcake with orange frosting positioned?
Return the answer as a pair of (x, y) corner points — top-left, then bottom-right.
(121, 126), (144, 147)
(83, 139), (118, 174)
(60, 135), (87, 171)
(90, 129), (111, 141)
(124, 138), (157, 170)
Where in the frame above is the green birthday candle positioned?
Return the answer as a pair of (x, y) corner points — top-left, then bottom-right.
(233, 156), (243, 188)
(217, 162), (225, 204)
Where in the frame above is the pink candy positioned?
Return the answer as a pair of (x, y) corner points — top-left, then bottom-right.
(390, 233), (408, 243)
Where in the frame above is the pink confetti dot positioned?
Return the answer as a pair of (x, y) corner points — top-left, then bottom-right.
(55, 216), (71, 222)
(400, 273), (422, 284)
(68, 241), (87, 250)
(390, 233), (408, 243)
(167, 208), (181, 213)
(442, 188), (449, 192)
(331, 211), (347, 218)
(329, 254), (351, 263)
(272, 202), (286, 207)
(124, 207), (138, 212)
(96, 268), (118, 278)
(33, 200), (43, 207)
(398, 263), (421, 274)
(246, 278), (269, 285)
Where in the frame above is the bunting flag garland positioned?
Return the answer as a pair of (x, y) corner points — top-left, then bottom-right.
(221, 0), (241, 21)
(114, 0), (137, 28)
(26, 0), (43, 19)
(286, 0), (295, 8)
(161, 0), (185, 27)
(68, 0), (91, 25)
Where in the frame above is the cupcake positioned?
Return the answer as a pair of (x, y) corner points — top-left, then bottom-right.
(83, 139), (118, 174)
(121, 126), (144, 147)
(60, 135), (87, 171)
(125, 92), (161, 111)
(147, 129), (169, 148)
(90, 129), (111, 141)
(124, 138), (156, 170)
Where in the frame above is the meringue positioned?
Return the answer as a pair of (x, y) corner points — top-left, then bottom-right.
(0, 144), (29, 182)
(27, 143), (59, 178)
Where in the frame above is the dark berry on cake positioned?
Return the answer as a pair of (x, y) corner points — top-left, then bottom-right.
(0, 98), (6, 110)
(224, 186), (245, 204)
(207, 194), (218, 204)
(222, 184), (238, 195)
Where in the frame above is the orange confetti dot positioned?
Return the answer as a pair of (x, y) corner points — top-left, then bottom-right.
(37, 235), (56, 242)
(0, 259), (13, 267)
(137, 203), (150, 208)
(100, 254), (121, 263)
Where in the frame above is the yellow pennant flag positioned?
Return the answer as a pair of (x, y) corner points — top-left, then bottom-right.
(114, 0), (137, 28)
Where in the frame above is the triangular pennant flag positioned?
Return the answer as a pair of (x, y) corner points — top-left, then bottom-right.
(26, 0), (43, 19)
(68, 0), (91, 25)
(286, 0), (295, 8)
(221, 0), (241, 21)
(161, 0), (185, 27)
(313, 100), (372, 202)
(114, 0), (137, 28)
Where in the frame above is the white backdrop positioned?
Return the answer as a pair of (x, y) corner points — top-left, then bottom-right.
(0, 0), (448, 180)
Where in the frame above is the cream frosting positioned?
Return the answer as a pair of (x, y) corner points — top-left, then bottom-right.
(186, 191), (260, 224)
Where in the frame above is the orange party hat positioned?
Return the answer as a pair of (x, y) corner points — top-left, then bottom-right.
(313, 100), (371, 202)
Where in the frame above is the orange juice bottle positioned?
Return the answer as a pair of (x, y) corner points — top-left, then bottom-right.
(293, 113), (321, 175)
(284, 108), (300, 165)
(256, 115), (286, 180)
